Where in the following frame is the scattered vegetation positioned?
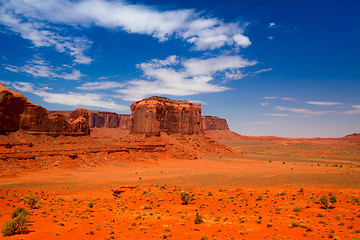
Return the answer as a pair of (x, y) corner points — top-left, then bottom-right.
(180, 191), (194, 205)
(320, 193), (337, 209)
(2, 207), (31, 236)
(194, 213), (204, 224)
(24, 195), (40, 209)
(320, 194), (329, 209)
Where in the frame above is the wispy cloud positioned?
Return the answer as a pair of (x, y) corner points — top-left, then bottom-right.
(266, 113), (290, 117)
(77, 54), (257, 101)
(260, 102), (269, 106)
(276, 106), (335, 115)
(98, 75), (120, 80)
(77, 81), (125, 90)
(0, 3), (93, 64)
(282, 97), (296, 101)
(339, 105), (360, 115)
(0, 0), (251, 57)
(263, 96), (278, 99)
(3, 57), (83, 80)
(242, 121), (271, 125)
(7, 81), (127, 111)
(268, 22), (276, 28)
(306, 101), (343, 106)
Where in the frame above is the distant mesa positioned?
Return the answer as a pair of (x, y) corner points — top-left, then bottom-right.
(1, 82), (232, 138)
(0, 83), (90, 135)
(89, 111), (131, 129)
(202, 115), (229, 131)
(130, 96), (203, 136)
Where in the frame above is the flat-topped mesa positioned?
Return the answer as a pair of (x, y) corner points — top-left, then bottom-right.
(130, 96), (203, 135)
(0, 83), (90, 135)
(202, 116), (229, 130)
(88, 111), (131, 129)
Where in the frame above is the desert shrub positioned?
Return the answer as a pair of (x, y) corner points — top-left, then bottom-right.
(289, 221), (300, 228)
(278, 191), (286, 196)
(194, 213), (204, 224)
(88, 202), (93, 208)
(11, 207), (30, 219)
(24, 195), (40, 209)
(293, 206), (303, 212)
(352, 197), (360, 204)
(180, 191), (194, 205)
(160, 234), (171, 239)
(329, 193), (337, 206)
(141, 204), (151, 210)
(200, 235), (208, 240)
(320, 195), (329, 209)
(2, 208), (30, 236)
(256, 195), (263, 201)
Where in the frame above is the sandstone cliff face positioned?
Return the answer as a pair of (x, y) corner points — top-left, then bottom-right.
(202, 116), (229, 130)
(89, 111), (131, 129)
(0, 83), (28, 133)
(69, 109), (90, 135)
(0, 83), (90, 135)
(130, 96), (203, 135)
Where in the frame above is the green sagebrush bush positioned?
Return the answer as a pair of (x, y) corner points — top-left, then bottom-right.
(2, 207), (31, 236)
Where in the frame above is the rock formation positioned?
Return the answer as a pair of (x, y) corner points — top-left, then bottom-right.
(88, 111), (131, 129)
(0, 83), (89, 135)
(130, 96), (203, 135)
(0, 83), (29, 133)
(69, 109), (90, 135)
(202, 116), (229, 130)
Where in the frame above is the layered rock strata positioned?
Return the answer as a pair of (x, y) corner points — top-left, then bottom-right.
(0, 83), (89, 135)
(88, 111), (131, 129)
(202, 115), (229, 130)
(130, 96), (203, 135)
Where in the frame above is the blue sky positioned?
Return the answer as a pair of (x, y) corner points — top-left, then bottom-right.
(0, 0), (359, 137)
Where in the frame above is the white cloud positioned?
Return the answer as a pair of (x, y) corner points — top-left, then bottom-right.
(8, 81), (127, 111)
(306, 101), (343, 106)
(4, 57), (83, 80)
(242, 121), (271, 125)
(276, 106), (335, 115)
(282, 97), (296, 101)
(263, 96), (278, 99)
(0, 0), (251, 55)
(183, 55), (256, 76)
(266, 113), (290, 117)
(267, 36), (274, 40)
(260, 102), (269, 106)
(269, 22), (276, 28)
(225, 70), (246, 80)
(339, 105), (360, 115)
(0, 4), (93, 64)
(98, 75), (120, 80)
(114, 55), (256, 101)
(77, 81), (125, 90)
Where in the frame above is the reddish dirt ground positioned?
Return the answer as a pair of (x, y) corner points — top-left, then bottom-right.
(1, 132), (360, 239)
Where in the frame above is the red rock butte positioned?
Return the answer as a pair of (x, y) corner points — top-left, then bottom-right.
(130, 96), (203, 135)
(0, 83), (89, 135)
(202, 115), (229, 130)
